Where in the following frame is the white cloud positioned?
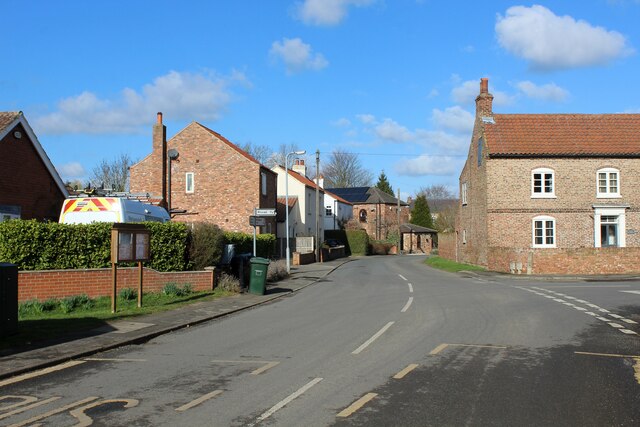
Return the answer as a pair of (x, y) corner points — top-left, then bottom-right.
(332, 118), (351, 127)
(451, 79), (515, 106)
(356, 113), (376, 124)
(516, 81), (569, 102)
(496, 5), (633, 70)
(269, 38), (328, 74)
(374, 118), (413, 142)
(395, 155), (459, 176)
(295, 0), (375, 26)
(57, 162), (86, 179)
(414, 130), (468, 151)
(35, 70), (246, 135)
(432, 106), (474, 133)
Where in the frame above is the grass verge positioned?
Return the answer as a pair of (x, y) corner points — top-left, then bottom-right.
(425, 256), (486, 273)
(2, 289), (233, 352)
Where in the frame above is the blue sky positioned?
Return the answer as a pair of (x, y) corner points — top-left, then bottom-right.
(4, 0), (640, 199)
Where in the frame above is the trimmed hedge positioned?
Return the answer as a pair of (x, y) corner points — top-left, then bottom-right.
(0, 220), (189, 272)
(325, 229), (369, 256)
(224, 231), (276, 259)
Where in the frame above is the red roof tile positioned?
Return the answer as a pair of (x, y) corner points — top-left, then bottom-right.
(485, 114), (640, 157)
(0, 112), (20, 132)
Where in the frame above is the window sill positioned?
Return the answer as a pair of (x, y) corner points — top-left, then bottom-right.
(596, 194), (621, 199)
(532, 245), (556, 249)
(531, 194), (556, 199)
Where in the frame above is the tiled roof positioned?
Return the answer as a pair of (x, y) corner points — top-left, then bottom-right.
(0, 112), (20, 132)
(286, 169), (325, 193)
(485, 114), (640, 157)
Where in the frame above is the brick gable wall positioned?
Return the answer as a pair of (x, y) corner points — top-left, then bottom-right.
(352, 203), (410, 240)
(130, 122), (277, 234)
(0, 123), (65, 220)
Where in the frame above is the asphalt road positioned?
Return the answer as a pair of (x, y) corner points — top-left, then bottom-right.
(1, 255), (638, 426)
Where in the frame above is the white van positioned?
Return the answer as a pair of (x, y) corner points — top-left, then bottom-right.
(59, 197), (170, 224)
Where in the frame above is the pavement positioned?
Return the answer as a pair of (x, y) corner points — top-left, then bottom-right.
(0, 258), (351, 382)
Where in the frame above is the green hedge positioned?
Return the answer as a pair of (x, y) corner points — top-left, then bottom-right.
(0, 220), (189, 272)
(325, 229), (369, 256)
(223, 231), (276, 259)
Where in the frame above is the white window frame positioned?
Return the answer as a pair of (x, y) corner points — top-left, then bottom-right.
(461, 182), (468, 205)
(532, 215), (556, 248)
(531, 168), (556, 198)
(596, 168), (620, 198)
(261, 172), (267, 196)
(593, 206), (626, 248)
(185, 172), (194, 193)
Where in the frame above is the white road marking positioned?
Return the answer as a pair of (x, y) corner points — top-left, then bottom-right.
(0, 397), (61, 420)
(408, 283), (413, 293)
(401, 297), (414, 313)
(7, 397), (98, 427)
(599, 308), (610, 313)
(352, 322), (395, 354)
(620, 290), (640, 295)
(608, 323), (624, 328)
(176, 390), (223, 412)
(575, 299), (588, 303)
(587, 304), (600, 308)
(607, 314), (623, 319)
(84, 358), (146, 362)
(394, 364), (419, 379)
(622, 318), (638, 324)
(553, 299), (565, 302)
(0, 360), (86, 388)
(254, 378), (323, 423)
(596, 317), (610, 322)
(585, 312), (598, 316)
(398, 274), (407, 281)
(251, 361), (280, 375)
(620, 329), (638, 335)
(337, 393), (377, 418)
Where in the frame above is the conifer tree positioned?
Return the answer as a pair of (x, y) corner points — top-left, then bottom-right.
(410, 194), (434, 229)
(375, 170), (394, 196)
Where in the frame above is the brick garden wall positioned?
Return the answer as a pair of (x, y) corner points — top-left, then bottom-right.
(18, 267), (215, 302)
(437, 232), (456, 261)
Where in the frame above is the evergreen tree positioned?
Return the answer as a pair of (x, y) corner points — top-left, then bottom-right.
(375, 170), (394, 196)
(410, 194), (435, 229)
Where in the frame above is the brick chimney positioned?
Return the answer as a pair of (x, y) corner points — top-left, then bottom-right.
(153, 112), (168, 207)
(292, 159), (306, 177)
(475, 78), (494, 119)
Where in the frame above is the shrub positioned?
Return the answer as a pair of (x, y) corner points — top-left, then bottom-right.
(60, 294), (94, 313)
(224, 231), (276, 259)
(41, 298), (59, 312)
(189, 223), (225, 270)
(345, 230), (369, 256)
(267, 259), (289, 282)
(119, 288), (137, 301)
(19, 299), (44, 316)
(217, 272), (241, 293)
(370, 242), (394, 255)
(162, 282), (192, 297)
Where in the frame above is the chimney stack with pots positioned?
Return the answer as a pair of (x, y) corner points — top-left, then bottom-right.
(475, 77), (494, 119)
(292, 158), (307, 177)
(153, 112), (168, 207)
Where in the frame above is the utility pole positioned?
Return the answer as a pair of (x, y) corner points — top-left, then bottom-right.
(397, 188), (401, 254)
(315, 150), (320, 262)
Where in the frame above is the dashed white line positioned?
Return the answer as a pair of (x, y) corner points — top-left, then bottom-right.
(620, 329), (638, 335)
(608, 323), (624, 329)
(254, 378), (323, 424)
(352, 322), (395, 354)
(401, 297), (414, 313)
(622, 318), (638, 324)
(408, 283), (413, 293)
(398, 274), (407, 281)
(609, 314), (623, 319)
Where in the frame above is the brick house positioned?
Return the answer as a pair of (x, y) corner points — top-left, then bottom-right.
(328, 187), (410, 240)
(0, 111), (68, 221)
(456, 78), (640, 274)
(129, 113), (277, 234)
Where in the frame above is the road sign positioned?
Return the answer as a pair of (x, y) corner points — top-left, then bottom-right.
(255, 208), (277, 216)
(249, 216), (267, 226)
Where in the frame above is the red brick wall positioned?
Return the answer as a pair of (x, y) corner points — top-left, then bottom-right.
(488, 247), (640, 275)
(352, 203), (410, 240)
(0, 123), (65, 221)
(130, 122), (277, 234)
(18, 267), (215, 302)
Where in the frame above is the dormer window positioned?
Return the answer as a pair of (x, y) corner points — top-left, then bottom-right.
(531, 168), (555, 198)
(596, 168), (620, 198)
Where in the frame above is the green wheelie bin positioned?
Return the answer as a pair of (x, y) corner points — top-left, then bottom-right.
(249, 257), (270, 295)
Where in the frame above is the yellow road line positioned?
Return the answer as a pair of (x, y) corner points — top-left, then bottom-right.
(394, 364), (419, 379)
(251, 361), (280, 375)
(337, 393), (378, 417)
(7, 396), (98, 427)
(0, 397), (61, 420)
(0, 360), (86, 388)
(429, 343), (449, 355)
(575, 351), (640, 359)
(175, 390), (223, 412)
(634, 359), (640, 385)
(84, 358), (147, 362)
(449, 344), (508, 349)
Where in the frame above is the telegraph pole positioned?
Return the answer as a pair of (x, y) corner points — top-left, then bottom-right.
(315, 150), (321, 262)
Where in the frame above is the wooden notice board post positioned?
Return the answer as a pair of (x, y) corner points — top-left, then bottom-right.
(111, 224), (150, 312)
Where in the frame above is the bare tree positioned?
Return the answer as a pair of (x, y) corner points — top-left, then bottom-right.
(239, 142), (272, 165)
(417, 184), (456, 200)
(322, 150), (373, 188)
(89, 153), (135, 192)
(266, 143), (305, 168)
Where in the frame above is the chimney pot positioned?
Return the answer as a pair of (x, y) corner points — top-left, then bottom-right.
(157, 112), (163, 124)
(480, 78), (488, 94)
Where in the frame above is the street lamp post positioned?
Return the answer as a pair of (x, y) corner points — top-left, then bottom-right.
(285, 150), (306, 274)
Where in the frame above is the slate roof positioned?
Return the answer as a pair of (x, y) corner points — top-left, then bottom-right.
(485, 114), (640, 157)
(327, 186), (408, 206)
